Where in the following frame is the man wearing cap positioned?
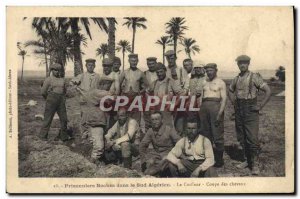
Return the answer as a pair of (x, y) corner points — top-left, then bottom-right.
(188, 63), (206, 97)
(186, 63), (206, 123)
(165, 50), (185, 87)
(100, 58), (120, 96)
(182, 58), (194, 92)
(39, 63), (71, 142)
(70, 59), (101, 93)
(144, 57), (158, 85)
(148, 62), (185, 129)
(228, 55), (271, 175)
(120, 54), (147, 122)
(174, 58), (194, 134)
(82, 57), (121, 163)
(70, 59), (106, 163)
(199, 63), (227, 167)
(143, 57), (158, 133)
(70, 58), (101, 135)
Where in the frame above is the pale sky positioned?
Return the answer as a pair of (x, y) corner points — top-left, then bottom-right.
(11, 7), (294, 75)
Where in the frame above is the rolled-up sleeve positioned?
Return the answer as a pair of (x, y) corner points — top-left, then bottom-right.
(115, 119), (139, 144)
(167, 138), (184, 165)
(199, 137), (215, 171)
(253, 73), (266, 89)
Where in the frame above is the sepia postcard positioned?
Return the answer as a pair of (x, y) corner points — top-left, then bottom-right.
(6, 6), (294, 194)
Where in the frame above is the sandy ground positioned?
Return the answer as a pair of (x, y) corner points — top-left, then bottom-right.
(17, 78), (285, 177)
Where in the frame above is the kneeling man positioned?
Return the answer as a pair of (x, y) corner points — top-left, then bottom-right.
(166, 119), (218, 177)
(104, 108), (139, 169)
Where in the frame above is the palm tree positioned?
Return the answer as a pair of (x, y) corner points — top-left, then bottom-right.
(27, 19), (87, 77)
(17, 42), (27, 81)
(30, 17), (51, 76)
(107, 18), (118, 60)
(96, 43), (108, 61)
(122, 17), (147, 53)
(179, 38), (200, 58)
(57, 17), (108, 76)
(24, 39), (50, 76)
(116, 40), (131, 71)
(156, 36), (171, 65)
(165, 17), (188, 57)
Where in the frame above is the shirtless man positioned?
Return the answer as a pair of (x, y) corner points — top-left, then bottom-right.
(199, 63), (227, 167)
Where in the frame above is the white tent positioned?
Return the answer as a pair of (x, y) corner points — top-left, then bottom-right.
(276, 91), (285, 97)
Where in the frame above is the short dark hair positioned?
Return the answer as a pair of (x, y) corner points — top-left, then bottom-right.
(117, 107), (128, 112)
(183, 58), (193, 63)
(186, 117), (198, 125)
(151, 110), (163, 118)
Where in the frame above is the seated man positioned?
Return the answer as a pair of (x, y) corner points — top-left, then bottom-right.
(104, 108), (139, 169)
(139, 111), (181, 176)
(166, 118), (218, 177)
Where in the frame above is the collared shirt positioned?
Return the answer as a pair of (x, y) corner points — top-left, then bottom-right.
(105, 118), (139, 144)
(167, 135), (215, 171)
(144, 70), (158, 86)
(41, 76), (67, 96)
(150, 77), (185, 98)
(139, 124), (181, 164)
(120, 68), (147, 94)
(71, 72), (101, 91)
(229, 71), (266, 99)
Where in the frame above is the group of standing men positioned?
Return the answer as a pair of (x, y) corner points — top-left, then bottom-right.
(39, 49), (271, 177)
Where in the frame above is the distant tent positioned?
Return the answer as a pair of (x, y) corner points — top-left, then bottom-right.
(276, 91), (285, 97)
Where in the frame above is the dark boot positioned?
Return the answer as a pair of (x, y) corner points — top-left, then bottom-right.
(236, 147), (248, 169)
(214, 150), (224, 167)
(250, 155), (260, 175)
(123, 157), (132, 169)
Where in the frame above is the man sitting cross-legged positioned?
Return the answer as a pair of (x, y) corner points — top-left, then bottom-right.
(139, 111), (181, 176)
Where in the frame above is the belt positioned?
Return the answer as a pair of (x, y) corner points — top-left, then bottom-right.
(236, 97), (257, 103)
(202, 97), (221, 102)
